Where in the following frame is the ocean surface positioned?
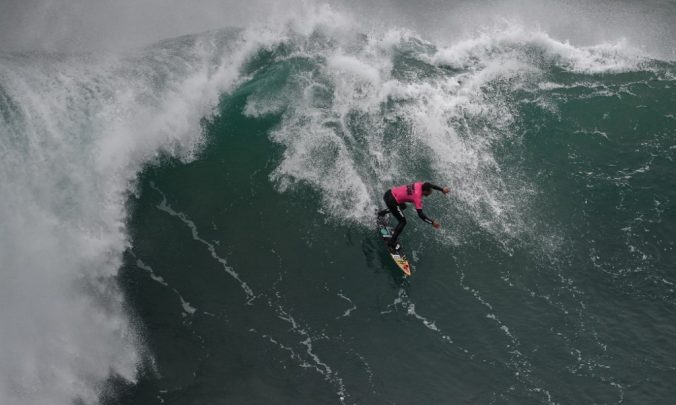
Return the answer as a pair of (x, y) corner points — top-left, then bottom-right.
(1, 4), (675, 404)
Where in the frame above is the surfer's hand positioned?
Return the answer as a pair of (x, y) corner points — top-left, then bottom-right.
(442, 187), (450, 194)
(432, 220), (441, 229)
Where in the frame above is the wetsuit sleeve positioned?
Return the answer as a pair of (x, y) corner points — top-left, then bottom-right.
(416, 209), (434, 224)
(429, 183), (444, 192)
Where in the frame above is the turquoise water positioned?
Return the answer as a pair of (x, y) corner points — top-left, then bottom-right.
(1, 8), (675, 405)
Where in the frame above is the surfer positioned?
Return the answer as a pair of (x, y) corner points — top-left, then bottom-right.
(377, 182), (450, 250)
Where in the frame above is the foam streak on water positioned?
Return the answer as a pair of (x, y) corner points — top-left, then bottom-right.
(134, 258), (197, 317)
(151, 183), (255, 301)
(335, 292), (357, 319)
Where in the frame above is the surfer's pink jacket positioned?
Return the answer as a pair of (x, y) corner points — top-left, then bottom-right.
(391, 182), (424, 209)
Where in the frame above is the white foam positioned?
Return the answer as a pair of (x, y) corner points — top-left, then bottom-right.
(432, 23), (646, 74)
(135, 259), (197, 316)
(327, 54), (382, 86)
(136, 259), (169, 286)
(250, 13), (653, 248)
(246, 21), (538, 244)
(178, 296), (197, 316)
(335, 292), (357, 319)
(0, 7), (660, 402)
(0, 28), (258, 405)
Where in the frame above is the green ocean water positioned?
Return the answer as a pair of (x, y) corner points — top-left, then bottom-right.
(111, 36), (675, 404)
(1, 14), (675, 405)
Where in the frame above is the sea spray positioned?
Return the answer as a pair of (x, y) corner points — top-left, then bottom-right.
(0, 4), (672, 404)
(0, 29), (259, 405)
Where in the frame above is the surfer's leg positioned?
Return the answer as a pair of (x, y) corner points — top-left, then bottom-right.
(390, 217), (406, 248)
(379, 190), (397, 218)
(388, 204), (406, 248)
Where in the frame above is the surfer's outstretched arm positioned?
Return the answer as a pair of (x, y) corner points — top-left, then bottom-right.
(416, 209), (433, 224)
(417, 209), (441, 229)
(429, 183), (450, 194)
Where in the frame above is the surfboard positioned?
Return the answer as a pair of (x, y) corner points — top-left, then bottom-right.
(376, 215), (412, 276)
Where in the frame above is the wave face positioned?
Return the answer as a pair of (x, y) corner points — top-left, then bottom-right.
(1, 4), (675, 405)
(0, 29), (260, 404)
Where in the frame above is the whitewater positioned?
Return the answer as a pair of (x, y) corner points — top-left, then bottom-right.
(1, 1), (675, 404)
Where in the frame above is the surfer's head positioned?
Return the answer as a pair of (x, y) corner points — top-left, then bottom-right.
(422, 182), (433, 196)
